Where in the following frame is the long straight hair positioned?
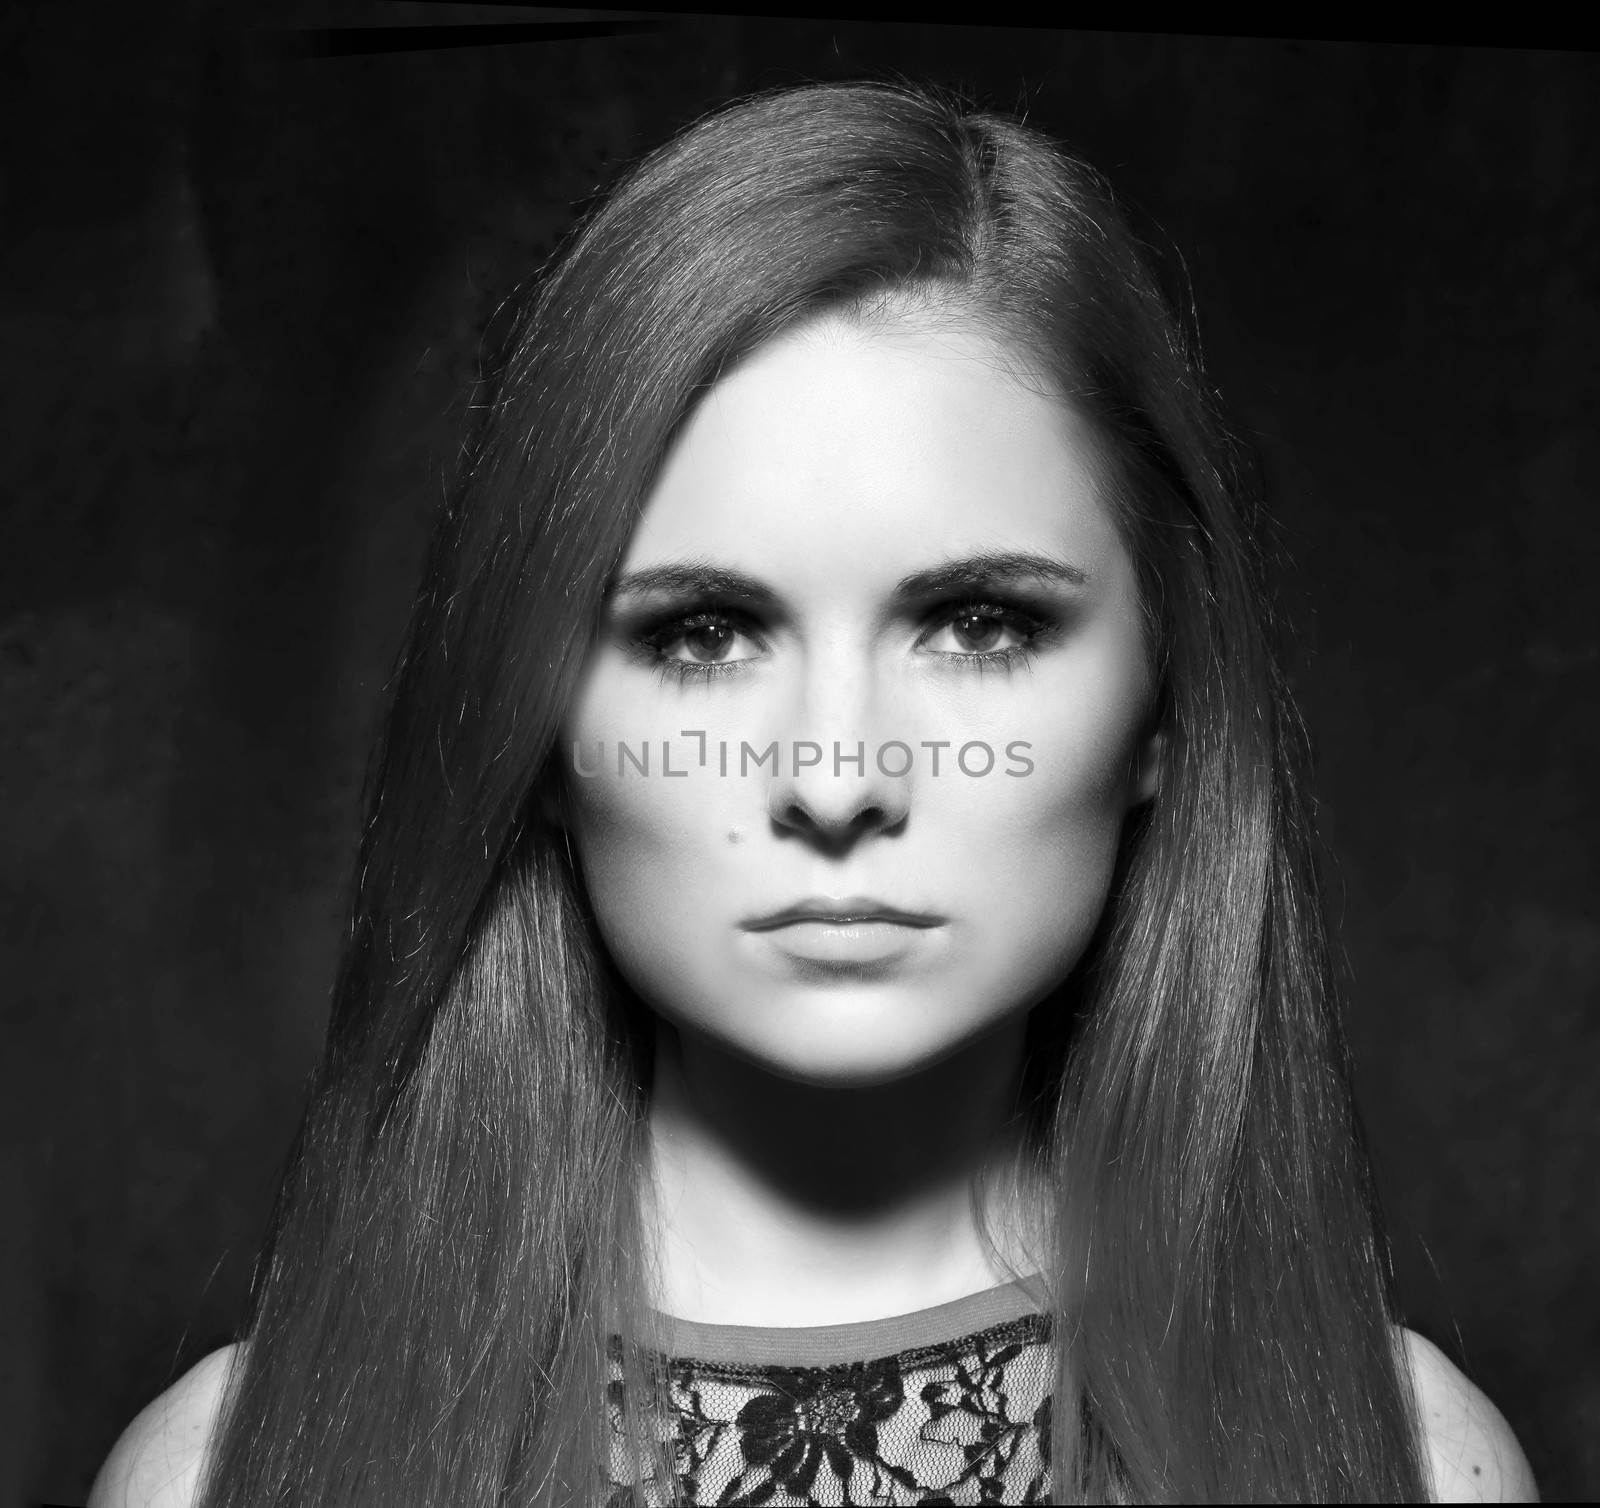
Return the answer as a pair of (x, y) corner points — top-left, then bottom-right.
(199, 80), (1430, 1504)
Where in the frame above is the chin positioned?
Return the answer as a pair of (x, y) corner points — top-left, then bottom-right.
(705, 1009), (1018, 1091)
(744, 1048), (943, 1091)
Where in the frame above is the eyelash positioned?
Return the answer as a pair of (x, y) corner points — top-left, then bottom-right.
(630, 597), (1059, 685)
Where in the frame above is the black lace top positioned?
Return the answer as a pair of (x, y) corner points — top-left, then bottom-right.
(607, 1277), (1053, 1505)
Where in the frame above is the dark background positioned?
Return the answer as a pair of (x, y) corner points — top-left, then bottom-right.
(3, 6), (1595, 1504)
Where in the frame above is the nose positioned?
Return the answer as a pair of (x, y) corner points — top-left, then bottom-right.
(764, 639), (910, 850)
(769, 763), (909, 851)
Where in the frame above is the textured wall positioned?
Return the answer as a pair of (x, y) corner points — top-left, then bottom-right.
(4, 9), (1595, 1503)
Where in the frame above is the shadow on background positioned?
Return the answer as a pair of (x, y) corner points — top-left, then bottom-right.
(2, 5), (1595, 1502)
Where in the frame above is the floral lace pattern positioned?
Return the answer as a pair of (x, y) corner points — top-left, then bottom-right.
(607, 1313), (1053, 1504)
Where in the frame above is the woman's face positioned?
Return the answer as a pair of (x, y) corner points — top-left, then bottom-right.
(559, 310), (1160, 1087)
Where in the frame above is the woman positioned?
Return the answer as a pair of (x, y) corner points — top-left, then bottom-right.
(92, 80), (1536, 1504)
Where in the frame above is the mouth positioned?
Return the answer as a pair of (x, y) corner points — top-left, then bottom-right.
(742, 896), (946, 932)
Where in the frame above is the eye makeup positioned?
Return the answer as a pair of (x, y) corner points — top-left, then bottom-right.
(619, 591), (1066, 686)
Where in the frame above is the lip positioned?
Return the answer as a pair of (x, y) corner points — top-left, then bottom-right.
(742, 896), (946, 932)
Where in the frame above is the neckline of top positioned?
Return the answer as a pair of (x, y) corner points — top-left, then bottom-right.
(644, 1273), (1050, 1368)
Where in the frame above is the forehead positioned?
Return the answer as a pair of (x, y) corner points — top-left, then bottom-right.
(621, 310), (1125, 584)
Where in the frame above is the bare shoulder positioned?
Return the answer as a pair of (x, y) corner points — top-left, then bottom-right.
(1399, 1327), (1539, 1503)
(88, 1343), (246, 1508)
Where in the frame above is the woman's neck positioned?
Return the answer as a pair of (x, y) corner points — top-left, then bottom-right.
(643, 1018), (1042, 1327)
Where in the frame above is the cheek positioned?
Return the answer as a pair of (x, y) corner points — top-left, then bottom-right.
(956, 674), (1146, 964)
(561, 739), (751, 1008)
(956, 757), (1128, 955)
(567, 796), (688, 1017)
(568, 773), (706, 911)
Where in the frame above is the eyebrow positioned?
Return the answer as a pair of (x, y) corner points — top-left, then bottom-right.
(605, 549), (1090, 606)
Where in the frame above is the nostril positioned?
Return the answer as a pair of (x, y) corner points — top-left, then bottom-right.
(772, 799), (903, 850)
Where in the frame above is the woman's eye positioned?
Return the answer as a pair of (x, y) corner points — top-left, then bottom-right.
(920, 604), (1049, 660)
(667, 617), (755, 663)
(634, 609), (763, 682)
